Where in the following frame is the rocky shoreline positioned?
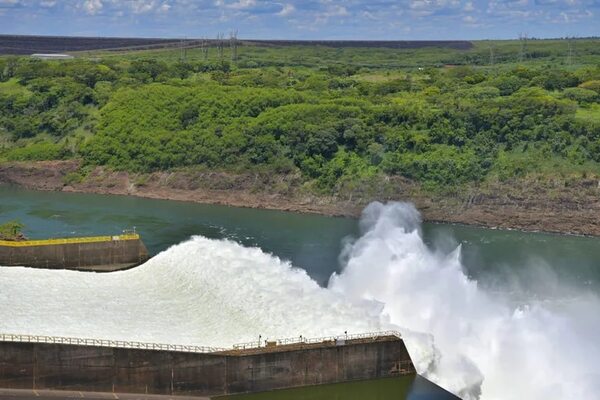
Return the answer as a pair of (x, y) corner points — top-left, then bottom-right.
(1, 160), (599, 237)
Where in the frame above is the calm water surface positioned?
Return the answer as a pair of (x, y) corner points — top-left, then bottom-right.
(221, 376), (457, 400)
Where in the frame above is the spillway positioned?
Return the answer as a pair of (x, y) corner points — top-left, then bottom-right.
(2, 201), (600, 400)
(0, 236), (393, 348)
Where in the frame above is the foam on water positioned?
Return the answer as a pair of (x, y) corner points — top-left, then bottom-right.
(1, 202), (599, 400)
(0, 237), (389, 346)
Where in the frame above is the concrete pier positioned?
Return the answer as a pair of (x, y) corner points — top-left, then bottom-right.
(0, 234), (149, 271)
(0, 332), (415, 397)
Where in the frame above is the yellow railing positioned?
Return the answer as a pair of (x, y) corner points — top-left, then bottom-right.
(0, 234), (140, 247)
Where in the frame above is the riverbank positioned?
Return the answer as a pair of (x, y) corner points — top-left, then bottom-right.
(1, 160), (599, 236)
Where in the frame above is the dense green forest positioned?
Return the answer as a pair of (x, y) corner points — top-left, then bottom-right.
(1, 39), (599, 194)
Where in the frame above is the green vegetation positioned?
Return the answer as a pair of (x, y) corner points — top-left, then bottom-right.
(1, 39), (600, 194)
(0, 220), (25, 241)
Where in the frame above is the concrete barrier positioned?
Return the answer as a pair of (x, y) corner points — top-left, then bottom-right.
(0, 235), (149, 271)
(0, 335), (415, 397)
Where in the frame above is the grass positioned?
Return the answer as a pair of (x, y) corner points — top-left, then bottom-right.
(576, 104), (600, 124)
(352, 71), (408, 82)
(0, 78), (32, 97)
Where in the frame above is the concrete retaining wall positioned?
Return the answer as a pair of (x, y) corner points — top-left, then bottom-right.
(0, 337), (414, 396)
(0, 239), (149, 271)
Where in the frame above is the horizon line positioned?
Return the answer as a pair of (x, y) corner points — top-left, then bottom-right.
(1, 33), (599, 42)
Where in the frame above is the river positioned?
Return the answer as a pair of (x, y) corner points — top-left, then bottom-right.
(1, 185), (600, 399)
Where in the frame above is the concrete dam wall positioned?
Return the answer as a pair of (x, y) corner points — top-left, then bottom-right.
(0, 334), (415, 397)
(0, 234), (149, 271)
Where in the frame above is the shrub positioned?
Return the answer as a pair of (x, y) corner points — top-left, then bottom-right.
(562, 87), (598, 104)
(579, 80), (600, 94)
(5, 142), (68, 161)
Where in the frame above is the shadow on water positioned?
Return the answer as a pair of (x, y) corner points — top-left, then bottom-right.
(219, 376), (459, 400)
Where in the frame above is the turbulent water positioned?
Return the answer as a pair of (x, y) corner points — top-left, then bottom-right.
(1, 202), (599, 400)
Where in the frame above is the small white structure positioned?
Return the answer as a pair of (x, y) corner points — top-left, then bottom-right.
(31, 53), (74, 60)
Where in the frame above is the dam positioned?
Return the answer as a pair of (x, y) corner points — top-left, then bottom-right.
(0, 331), (415, 397)
(0, 233), (149, 272)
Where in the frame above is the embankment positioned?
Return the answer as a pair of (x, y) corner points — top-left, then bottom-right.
(1, 160), (599, 236)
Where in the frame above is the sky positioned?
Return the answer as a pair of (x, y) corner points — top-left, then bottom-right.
(0, 0), (598, 40)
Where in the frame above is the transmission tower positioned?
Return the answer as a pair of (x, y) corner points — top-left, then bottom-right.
(518, 33), (528, 62)
(230, 30), (239, 62)
(201, 37), (209, 61)
(489, 44), (496, 66)
(217, 33), (225, 61)
(567, 37), (574, 65)
(179, 37), (187, 62)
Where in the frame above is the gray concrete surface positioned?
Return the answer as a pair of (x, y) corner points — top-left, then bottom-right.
(0, 336), (414, 397)
(0, 239), (149, 271)
(0, 389), (208, 400)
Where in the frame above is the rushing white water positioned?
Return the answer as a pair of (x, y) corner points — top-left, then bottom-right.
(331, 203), (600, 399)
(1, 202), (599, 399)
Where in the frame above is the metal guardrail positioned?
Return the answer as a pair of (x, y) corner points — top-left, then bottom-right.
(0, 331), (401, 354)
(232, 330), (402, 350)
(0, 333), (226, 354)
(0, 234), (140, 247)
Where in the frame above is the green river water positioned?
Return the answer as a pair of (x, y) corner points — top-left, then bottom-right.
(2, 185), (600, 399)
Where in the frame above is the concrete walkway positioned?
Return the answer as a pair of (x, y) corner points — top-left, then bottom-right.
(0, 389), (210, 400)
